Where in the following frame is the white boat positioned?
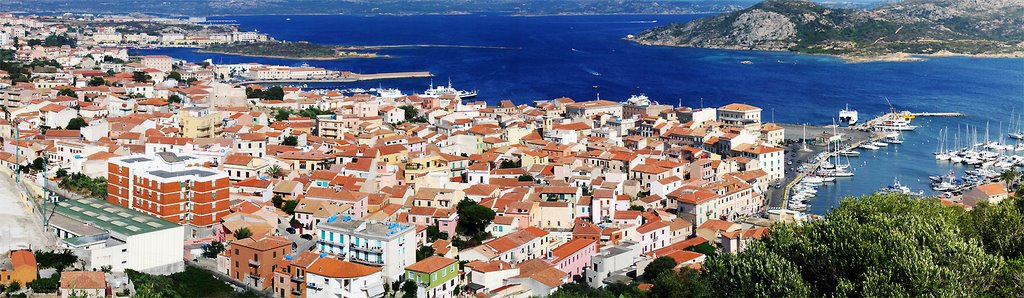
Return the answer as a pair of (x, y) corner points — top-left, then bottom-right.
(802, 176), (825, 184)
(375, 88), (405, 99)
(861, 144), (880, 150)
(884, 132), (904, 144)
(422, 79), (478, 98)
(840, 150), (861, 157)
(839, 104), (858, 126)
(875, 119), (918, 131)
(871, 141), (889, 147)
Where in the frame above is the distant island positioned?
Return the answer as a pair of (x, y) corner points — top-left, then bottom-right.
(199, 42), (388, 60)
(4, 0), (746, 17)
(630, 0), (1024, 62)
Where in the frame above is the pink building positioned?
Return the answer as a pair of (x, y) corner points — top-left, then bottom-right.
(407, 206), (459, 238)
(546, 238), (597, 277)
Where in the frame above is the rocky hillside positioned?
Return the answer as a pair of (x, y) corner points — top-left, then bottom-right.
(631, 0), (1024, 58)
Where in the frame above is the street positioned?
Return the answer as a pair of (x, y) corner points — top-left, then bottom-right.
(0, 173), (51, 251)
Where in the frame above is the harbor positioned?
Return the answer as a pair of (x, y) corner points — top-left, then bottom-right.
(771, 108), (1000, 213)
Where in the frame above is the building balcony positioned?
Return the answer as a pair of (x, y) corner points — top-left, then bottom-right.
(350, 255), (384, 266)
(350, 243), (383, 253)
(249, 259), (260, 266)
(291, 289), (302, 296)
(291, 275), (304, 283)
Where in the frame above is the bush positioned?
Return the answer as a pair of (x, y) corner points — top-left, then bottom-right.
(27, 275), (59, 293)
(34, 250), (77, 271)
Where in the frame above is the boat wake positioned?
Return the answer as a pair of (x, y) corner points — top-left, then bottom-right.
(581, 67), (601, 76)
(571, 48), (585, 53)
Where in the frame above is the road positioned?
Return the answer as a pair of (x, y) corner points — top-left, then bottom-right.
(0, 173), (50, 251)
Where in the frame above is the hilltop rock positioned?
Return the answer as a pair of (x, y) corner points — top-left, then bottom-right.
(631, 0), (1024, 58)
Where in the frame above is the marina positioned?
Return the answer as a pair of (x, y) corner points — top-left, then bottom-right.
(776, 102), (1024, 214)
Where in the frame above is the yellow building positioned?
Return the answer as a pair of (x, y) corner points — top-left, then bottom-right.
(179, 107), (223, 138)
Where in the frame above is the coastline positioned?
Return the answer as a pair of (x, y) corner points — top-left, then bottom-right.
(194, 49), (392, 60)
(628, 39), (1024, 63)
(837, 51), (1024, 63)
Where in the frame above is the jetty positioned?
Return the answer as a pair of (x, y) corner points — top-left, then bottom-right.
(239, 71), (433, 84)
(857, 111), (964, 130)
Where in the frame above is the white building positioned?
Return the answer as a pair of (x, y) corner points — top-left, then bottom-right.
(316, 218), (416, 282)
(304, 257), (386, 298)
(585, 240), (646, 288)
(48, 197), (185, 274)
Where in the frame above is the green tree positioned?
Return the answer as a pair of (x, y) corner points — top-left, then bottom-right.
(167, 94), (183, 104)
(27, 275), (59, 293)
(55, 168), (68, 178)
(517, 174), (534, 182)
(265, 165), (285, 178)
(132, 71), (151, 83)
(282, 135), (299, 146)
(454, 199), (496, 249)
(1001, 169), (1020, 193)
(88, 76), (105, 86)
(6, 281), (20, 293)
(271, 194), (284, 208)
(649, 267), (713, 298)
(399, 105), (419, 120)
(30, 157), (45, 171)
(167, 71), (182, 82)
(643, 256), (677, 281)
(629, 205), (645, 211)
(233, 227), (252, 239)
(962, 196), (1024, 260)
(274, 109), (290, 121)
(202, 241), (225, 258)
(65, 117), (86, 130)
(750, 194), (1001, 296)
(416, 246), (435, 261)
(56, 88), (77, 98)
(282, 200), (299, 214)
(401, 280), (417, 298)
(426, 225), (448, 241)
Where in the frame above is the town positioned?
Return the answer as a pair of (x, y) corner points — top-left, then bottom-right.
(0, 10), (1020, 298)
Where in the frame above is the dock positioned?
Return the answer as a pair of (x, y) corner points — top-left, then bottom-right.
(856, 111), (964, 130)
(239, 71), (433, 84)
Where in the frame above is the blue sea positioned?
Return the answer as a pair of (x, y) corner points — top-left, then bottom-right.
(140, 14), (1024, 213)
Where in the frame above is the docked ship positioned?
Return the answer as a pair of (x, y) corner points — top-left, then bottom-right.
(423, 79), (478, 99)
(839, 104), (858, 126)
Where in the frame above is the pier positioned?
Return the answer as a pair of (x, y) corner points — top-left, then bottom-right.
(239, 71), (433, 84)
(857, 111), (964, 130)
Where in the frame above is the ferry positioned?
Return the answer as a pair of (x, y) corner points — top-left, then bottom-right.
(423, 79), (478, 99)
(839, 104), (858, 126)
(625, 94), (656, 106)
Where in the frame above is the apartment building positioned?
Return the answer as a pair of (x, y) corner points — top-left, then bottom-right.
(179, 106), (223, 138)
(107, 152), (230, 229)
(228, 235), (292, 290)
(316, 218), (416, 282)
(139, 55), (173, 72)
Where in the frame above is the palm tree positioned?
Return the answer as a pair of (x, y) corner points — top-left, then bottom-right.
(265, 164), (285, 179)
(1000, 168), (1020, 192)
